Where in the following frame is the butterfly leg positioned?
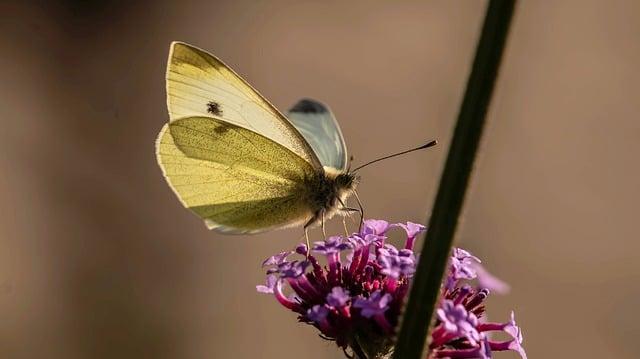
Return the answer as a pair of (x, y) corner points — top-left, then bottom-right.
(342, 216), (349, 236)
(321, 209), (327, 239)
(304, 226), (311, 257)
(339, 207), (360, 235)
(337, 197), (351, 235)
(353, 190), (365, 232)
(303, 215), (318, 257)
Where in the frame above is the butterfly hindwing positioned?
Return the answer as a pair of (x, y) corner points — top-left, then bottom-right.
(287, 98), (348, 171)
(155, 116), (317, 233)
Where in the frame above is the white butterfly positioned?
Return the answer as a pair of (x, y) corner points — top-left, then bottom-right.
(156, 42), (359, 236)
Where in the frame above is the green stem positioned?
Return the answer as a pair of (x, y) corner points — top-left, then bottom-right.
(351, 340), (368, 359)
(392, 1), (517, 359)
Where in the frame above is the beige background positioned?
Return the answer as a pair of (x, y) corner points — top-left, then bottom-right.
(1, 1), (639, 358)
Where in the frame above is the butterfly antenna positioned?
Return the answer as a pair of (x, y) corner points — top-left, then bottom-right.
(351, 140), (437, 172)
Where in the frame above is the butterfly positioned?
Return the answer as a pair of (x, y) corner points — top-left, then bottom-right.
(155, 42), (436, 237)
(156, 42), (362, 236)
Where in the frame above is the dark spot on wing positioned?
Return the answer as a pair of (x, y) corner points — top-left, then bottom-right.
(207, 101), (223, 116)
(213, 125), (230, 135)
(289, 98), (328, 114)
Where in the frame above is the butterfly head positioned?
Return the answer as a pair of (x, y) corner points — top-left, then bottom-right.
(317, 168), (359, 214)
(335, 171), (359, 192)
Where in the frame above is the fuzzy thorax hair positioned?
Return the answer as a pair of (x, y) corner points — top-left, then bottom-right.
(303, 167), (359, 227)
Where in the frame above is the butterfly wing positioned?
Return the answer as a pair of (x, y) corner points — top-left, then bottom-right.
(156, 116), (318, 233)
(287, 98), (348, 171)
(166, 41), (321, 169)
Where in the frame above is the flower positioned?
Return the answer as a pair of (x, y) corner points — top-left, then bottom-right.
(436, 299), (481, 345)
(429, 250), (527, 359)
(378, 245), (416, 279)
(267, 260), (309, 279)
(445, 247), (481, 290)
(353, 291), (392, 318)
(307, 304), (330, 322)
(257, 218), (526, 359)
(255, 274), (277, 294)
(396, 221), (426, 250)
(327, 287), (350, 308)
(313, 235), (352, 255)
(262, 251), (292, 266)
(361, 219), (392, 236)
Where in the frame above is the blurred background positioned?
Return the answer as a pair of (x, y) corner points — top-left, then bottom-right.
(1, 0), (639, 358)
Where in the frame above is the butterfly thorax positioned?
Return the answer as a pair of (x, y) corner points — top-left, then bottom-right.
(303, 168), (359, 225)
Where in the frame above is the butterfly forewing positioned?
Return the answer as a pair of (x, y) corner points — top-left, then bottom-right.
(166, 42), (321, 169)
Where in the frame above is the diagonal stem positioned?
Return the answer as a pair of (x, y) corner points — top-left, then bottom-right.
(392, 1), (517, 359)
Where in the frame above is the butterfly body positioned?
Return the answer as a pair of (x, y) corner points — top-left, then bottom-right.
(156, 42), (358, 233)
(303, 168), (359, 227)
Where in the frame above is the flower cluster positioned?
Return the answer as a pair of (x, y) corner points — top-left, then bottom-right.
(430, 247), (526, 359)
(257, 219), (526, 359)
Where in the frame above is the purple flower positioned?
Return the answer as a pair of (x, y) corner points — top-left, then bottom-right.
(507, 335), (527, 359)
(432, 285), (526, 359)
(479, 337), (493, 359)
(478, 312), (527, 359)
(256, 275), (302, 312)
(327, 287), (350, 307)
(397, 221), (426, 250)
(505, 319), (527, 359)
(307, 304), (329, 323)
(504, 312), (522, 341)
(256, 274), (277, 294)
(307, 305), (333, 334)
(347, 233), (381, 248)
(262, 251), (292, 267)
(436, 300), (481, 344)
(445, 247), (482, 290)
(312, 235), (351, 255)
(361, 219), (392, 236)
(295, 243), (308, 255)
(453, 248), (481, 275)
(378, 244), (417, 279)
(398, 248), (414, 257)
(353, 291), (392, 318)
(256, 219), (526, 359)
(267, 260), (309, 279)
(397, 221), (425, 238)
(353, 291), (394, 333)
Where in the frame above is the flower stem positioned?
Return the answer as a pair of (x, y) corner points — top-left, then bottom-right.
(392, 1), (517, 359)
(351, 339), (369, 359)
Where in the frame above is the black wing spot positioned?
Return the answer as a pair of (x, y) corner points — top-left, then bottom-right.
(213, 125), (230, 135)
(289, 98), (328, 114)
(206, 101), (223, 116)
